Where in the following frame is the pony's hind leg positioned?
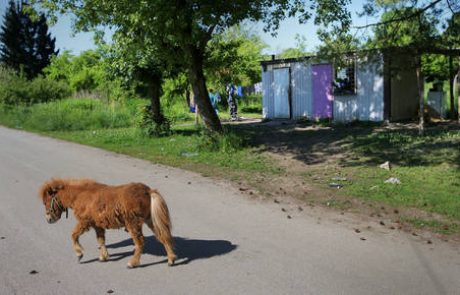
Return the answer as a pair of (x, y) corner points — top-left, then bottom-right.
(145, 219), (176, 266)
(71, 222), (90, 262)
(125, 223), (144, 268)
(94, 227), (109, 262)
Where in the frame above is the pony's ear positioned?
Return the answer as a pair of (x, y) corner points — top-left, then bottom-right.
(39, 180), (64, 202)
(47, 184), (64, 196)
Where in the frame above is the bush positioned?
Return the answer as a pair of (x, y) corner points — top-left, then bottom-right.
(197, 129), (247, 153)
(0, 67), (71, 105)
(138, 104), (172, 137)
(27, 76), (72, 104)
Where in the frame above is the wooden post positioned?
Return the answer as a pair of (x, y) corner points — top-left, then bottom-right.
(449, 56), (455, 119)
(195, 105), (200, 125)
(458, 57), (460, 123)
(416, 63), (425, 135)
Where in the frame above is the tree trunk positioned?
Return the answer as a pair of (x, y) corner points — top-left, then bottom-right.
(449, 56), (455, 119)
(186, 46), (222, 133)
(147, 74), (165, 126)
(185, 88), (191, 107)
(416, 65), (425, 135)
(454, 67), (460, 124)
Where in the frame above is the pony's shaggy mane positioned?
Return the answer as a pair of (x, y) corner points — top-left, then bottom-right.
(39, 178), (97, 201)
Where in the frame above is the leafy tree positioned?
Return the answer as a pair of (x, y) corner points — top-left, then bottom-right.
(370, 8), (447, 84)
(0, 1), (58, 79)
(101, 39), (172, 136)
(44, 49), (130, 103)
(422, 54), (450, 82)
(278, 34), (310, 59)
(370, 7), (439, 48)
(205, 24), (267, 92)
(35, 0), (351, 133)
(45, 50), (105, 92)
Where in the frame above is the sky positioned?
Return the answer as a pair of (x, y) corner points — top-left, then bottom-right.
(0, 0), (378, 55)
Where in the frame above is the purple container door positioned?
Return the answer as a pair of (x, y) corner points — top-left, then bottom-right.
(312, 64), (333, 119)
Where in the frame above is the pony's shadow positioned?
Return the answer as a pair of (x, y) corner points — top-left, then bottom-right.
(81, 236), (237, 267)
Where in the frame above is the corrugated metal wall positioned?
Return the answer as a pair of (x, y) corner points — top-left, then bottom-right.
(333, 57), (384, 122)
(261, 67), (274, 119)
(291, 62), (312, 118)
(263, 57), (385, 122)
(333, 96), (358, 122)
(273, 68), (291, 118)
(357, 57), (384, 121)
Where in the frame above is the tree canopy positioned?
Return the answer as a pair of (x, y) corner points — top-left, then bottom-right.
(0, 0), (58, 79)
(205, 24), (267, 91)
(358, 0), (459, 52)
(278, 34), (311, 59)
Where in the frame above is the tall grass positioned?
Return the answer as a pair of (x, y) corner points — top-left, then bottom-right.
(0, 98), (140, 131)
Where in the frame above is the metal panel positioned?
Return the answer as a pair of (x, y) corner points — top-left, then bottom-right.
(291, 61), (313, 118)
(333, 96), (358, 122)
(273, 68), (290, 118)
(312, 64), (333, 119)
(332, 57), (384, 123)
(262, 67), (274, 119)
(427, 91), (446, 118)
(357, 57), (384, 121)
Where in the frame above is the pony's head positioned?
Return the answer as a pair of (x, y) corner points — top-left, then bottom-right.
(39, 179), (67, 224)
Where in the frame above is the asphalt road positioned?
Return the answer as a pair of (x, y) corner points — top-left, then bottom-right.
(0, 126), (459, 295)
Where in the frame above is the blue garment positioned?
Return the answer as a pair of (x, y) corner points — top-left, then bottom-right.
(209, 92), (220, 115)
(237, 86), (243, 97)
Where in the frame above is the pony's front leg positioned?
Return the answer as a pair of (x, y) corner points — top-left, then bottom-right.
(126, 224), (144, 268)
(94, 227), (109, 262)
(71, 222), (89, 262)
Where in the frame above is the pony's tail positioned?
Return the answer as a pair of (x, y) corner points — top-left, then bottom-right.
(150, 189), (176, 265)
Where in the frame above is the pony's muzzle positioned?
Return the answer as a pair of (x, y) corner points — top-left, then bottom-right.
(46, 214), (57, 224)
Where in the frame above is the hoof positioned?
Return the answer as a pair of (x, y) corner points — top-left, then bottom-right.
(77, 254), (83, 263)
(126, 262), (139, 269)
(99, 256), (109, 262)
(168, 255), (177, 266)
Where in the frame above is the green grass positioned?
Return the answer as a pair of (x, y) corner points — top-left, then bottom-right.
(0, 98), (142, 131)
(340, 165), (460, 220)
(341, 127), (460, 166)
(48, 126), (277, 176)
(296, 126), (460, 229)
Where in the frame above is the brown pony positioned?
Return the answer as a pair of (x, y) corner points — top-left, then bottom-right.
(39, 178), (176, 268)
